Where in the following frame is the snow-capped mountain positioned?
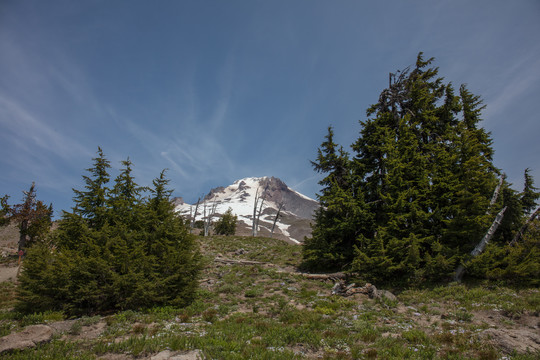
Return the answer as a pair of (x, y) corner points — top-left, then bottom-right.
(174, 177), (319, 244)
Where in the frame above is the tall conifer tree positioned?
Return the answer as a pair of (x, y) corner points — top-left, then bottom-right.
(72, 147), (111, 230)
(521, 168), (539, 215)
(302, 127), (371, 270)
(304, 53), (510, 283)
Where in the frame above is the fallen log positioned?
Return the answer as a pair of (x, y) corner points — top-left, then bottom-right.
(213, 257), (354, 281)
(300, 272), (349, 280)
(214, 257), (269, 266)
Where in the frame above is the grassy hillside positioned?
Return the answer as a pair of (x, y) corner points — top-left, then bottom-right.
(0, 235), (539, 359)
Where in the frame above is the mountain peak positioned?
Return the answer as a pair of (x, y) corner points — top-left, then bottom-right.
(175, 177), (318, 243)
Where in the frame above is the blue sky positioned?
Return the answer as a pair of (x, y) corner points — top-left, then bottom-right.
(1, 0), (539, 216)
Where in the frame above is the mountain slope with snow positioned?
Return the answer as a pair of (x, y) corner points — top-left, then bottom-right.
(174, 177), (319, 244)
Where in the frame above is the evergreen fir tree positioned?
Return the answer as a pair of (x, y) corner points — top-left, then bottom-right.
(521, 168), (539, 215)
(302, 126), (371, 271)
(496, 183), (524, 244)
(72, 147), (111, 230)
(108, 158), (146, 229)
(305, 53), (508, 283)
(148, 169), (174, 217)
(214, 208), (237, 236)
(17, 154), (201, 315)
(141, 170), (202, 307)
(467, 217), (540, 286)
(16, 242), (69, 313)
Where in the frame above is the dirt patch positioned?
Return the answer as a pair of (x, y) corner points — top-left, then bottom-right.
(60, 321), (107, 341)
(150, 350), (203, 360)
(517, 312), (540, 329)
(0, 265), (19, 283)
(98, 349), (204, 360)
(0, 222), (20, 283)
(80, 321), (107, 340)
(98, 354), (132, 360)
(48, 319), (77, 333)
(0, 222), (19, 252)
(480, 327), (540, 354)
(472, 309), (540, 354)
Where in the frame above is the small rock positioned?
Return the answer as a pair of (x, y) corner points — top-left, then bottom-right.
(151, 350), (173, 360)
(170, 350), (204, 360)
(234, 248), (246, 255)
(366, 284), (378, 299)
(377, 290), (397, 302)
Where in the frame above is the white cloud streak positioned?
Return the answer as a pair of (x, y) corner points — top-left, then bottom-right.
(484, 56), (540, 122)
(0, 95), (91, 160)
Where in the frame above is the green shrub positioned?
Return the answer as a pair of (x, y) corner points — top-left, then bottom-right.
(16, 150), (202, 316)
(214, 208), (237, 236)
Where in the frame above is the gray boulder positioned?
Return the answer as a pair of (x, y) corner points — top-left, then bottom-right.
(0, 324), (54, 353)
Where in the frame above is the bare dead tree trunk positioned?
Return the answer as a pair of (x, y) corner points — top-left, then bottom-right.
(301, 272), (349, 280)
(454, 206), (507, 282)
(203, 202), (209, 236)
(255, 195), (265, 235)
(214, 258), (265, 266)
(455, 175), (506, 282)
(270, 203), (284, 238)
(204, 201), (217, 237)
(19, 219), (28, 251)
(487, 174), (505, 215)
(190, 197), (201, 233)
(252, 187), (260, 237)
(509, 206), (540, 246)
(210, 201), (217, 234)
(472, 207), (507, 257)
(189, 206), (193, 234)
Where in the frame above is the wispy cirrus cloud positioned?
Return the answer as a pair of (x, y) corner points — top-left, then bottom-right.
(120, 109), (236, 184)
(0, 20), (107, 201)
(483, 55), (540, 122)
(0, 22), (107, 166)
(0, 95), (91, 160)
(0, 94), (94, 195)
